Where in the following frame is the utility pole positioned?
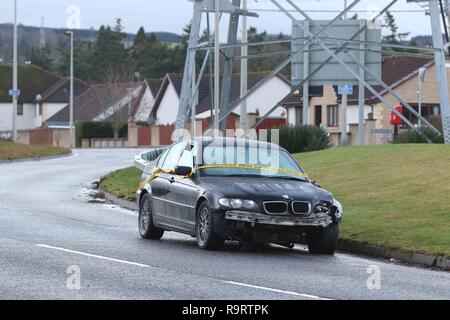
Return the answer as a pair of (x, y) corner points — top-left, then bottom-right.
(66, 31), (74, 149)
(240, 0), (248, 134)
(214, 0), (220, 133)
(11, 0), (18, 142)
(344, 0), (348, 19)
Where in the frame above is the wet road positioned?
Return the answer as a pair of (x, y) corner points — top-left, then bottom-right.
(0, 149), (449, 300)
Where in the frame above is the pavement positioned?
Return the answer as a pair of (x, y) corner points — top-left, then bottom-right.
(0, 148), (449, 300)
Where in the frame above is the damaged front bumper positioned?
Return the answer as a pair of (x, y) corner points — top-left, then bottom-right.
(224, 210), (334, 228)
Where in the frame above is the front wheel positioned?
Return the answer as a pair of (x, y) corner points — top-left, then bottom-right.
(308, 223), (339, 255)
(139, 193), (164, 240)
(196, 202), (225, 250)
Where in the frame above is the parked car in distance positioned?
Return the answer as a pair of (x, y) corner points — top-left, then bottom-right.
(137, 137), (343, 254)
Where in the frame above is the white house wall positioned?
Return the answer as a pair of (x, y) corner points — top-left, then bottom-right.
(0, 103), (40, 131)
(134, 87), (155, 122)
(44, 103), (67, 122)
(156, 82), (180, 125)
(233, 77), (290, 118)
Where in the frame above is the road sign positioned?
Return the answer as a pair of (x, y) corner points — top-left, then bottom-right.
(338, 84), (353, 95)
(8, 89), (21, 97)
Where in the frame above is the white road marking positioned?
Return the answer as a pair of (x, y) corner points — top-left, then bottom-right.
(36, 244), (157, 269)
(37, 243), (331, 299)
(223, 281), (331, 300)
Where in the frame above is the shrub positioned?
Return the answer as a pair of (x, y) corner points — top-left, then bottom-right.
(266, 125), (331, 153)
(394, 127), (444, 144)
(76, 122), (128, 146)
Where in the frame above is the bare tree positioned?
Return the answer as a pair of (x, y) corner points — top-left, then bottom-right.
(93, 64), (138, 139)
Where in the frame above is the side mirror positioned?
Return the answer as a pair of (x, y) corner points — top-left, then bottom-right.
(175, 166), (192, 176)
(312, 180), (322, 189)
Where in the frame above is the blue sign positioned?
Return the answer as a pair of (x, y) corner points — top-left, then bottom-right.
(8, 89), (21, 97)
(338, 84), (353, 95)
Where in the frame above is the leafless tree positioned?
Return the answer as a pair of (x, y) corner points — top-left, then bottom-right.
(94, 64), (137, 139)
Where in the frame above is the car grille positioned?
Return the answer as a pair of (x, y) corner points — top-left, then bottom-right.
(291, 201), (311, 215)
(263, 201), (288, 214)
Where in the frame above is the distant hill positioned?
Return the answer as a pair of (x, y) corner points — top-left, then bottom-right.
(0, 23), (181, 64)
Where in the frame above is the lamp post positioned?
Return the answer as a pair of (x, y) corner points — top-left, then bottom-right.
(66, 31), (74, 149)
(12, 0), (18, 142)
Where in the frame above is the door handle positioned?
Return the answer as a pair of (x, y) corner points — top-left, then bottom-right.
(169, 176), (176, 183)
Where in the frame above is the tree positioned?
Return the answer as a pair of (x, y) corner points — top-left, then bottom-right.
(29, 46), (53, 70)
(383, 11), (410, 45)
(94, 65), (136, 139)
(88, 19), (129, 82)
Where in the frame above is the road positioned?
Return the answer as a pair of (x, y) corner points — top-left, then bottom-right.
(0, 149), (449, 300)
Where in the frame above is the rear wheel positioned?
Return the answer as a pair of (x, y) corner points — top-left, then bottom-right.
(139, 193), (164, 240)
(308, 223), (339, 255)
(196, 202), (225, 250)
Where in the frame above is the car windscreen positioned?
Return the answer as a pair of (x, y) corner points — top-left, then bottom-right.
(199, 145), (308, 181)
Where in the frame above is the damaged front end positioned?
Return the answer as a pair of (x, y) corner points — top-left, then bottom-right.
(218, 200), (343, 244)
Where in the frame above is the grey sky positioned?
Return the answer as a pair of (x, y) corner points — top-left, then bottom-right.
(0, 0), (433, 37)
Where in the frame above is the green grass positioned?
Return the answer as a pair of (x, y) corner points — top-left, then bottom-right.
(101, 144), (450, 256)
(100, 167), (142, 202)
(0, 140), (70, 161)
(295, 144), (450, 256)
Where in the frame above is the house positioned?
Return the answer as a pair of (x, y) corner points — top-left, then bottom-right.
(0, 64), (89, 134)
(149, 72), (291, 128)
(284, 56), (443, 144)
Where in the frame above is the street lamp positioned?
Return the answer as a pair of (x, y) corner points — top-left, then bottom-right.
(418, 67), (426, 127)
(12, 0), (18, 142)
(66, 30), (74, 149)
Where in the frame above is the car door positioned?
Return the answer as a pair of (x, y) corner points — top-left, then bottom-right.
(148, 148), (172, 225)
(153, 142), (188, 229)
(165, 144), (200, 234)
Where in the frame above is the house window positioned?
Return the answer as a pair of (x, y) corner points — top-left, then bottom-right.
(17, 104), (23, 116)
(327, 105), (339, 127)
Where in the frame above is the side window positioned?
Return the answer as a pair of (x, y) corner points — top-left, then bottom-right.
(162, 142), (187, 170)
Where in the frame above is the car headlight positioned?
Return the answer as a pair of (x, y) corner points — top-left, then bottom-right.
(219, 198), (259, 210)
(333, 199), (344, 219)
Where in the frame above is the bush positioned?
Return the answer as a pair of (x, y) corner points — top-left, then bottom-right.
(394, 127), (444, 144)
(266, 125), (331, 153)
(76, 122), (128, 146)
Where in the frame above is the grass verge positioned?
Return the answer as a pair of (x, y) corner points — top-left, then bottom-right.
(99, 167), (142, 202)
(0, 140), (70, 161)
(295, 144), (450, 257)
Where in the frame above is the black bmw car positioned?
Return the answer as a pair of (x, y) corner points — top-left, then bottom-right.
(137, 137), (343, 254)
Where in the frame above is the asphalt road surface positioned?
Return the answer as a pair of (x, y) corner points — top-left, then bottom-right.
(0, 149), (449, 300)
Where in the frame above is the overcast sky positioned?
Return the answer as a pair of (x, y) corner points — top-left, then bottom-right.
(0, 0), (433, 37)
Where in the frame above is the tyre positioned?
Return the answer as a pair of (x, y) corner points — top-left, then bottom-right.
(308, 223), (339, 255)
(139, 193), (164, 240)
(196, 201), (225, 250)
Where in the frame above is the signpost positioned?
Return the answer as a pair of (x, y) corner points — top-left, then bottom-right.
(9, 89), (21, 97)
(338, 84), (353, 146)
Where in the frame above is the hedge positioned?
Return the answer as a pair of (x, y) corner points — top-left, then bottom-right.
(266, 125), (331, 153)
(76, 122), (128, 146)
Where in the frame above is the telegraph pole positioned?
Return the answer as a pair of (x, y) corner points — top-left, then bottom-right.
(11, 0), (18, 142)
(66, 31), (74, 149)
(240, 0), (248, 133)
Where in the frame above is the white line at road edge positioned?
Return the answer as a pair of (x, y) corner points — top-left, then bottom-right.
(223, 281), (331, 300)
(36, 244), (156, 269)
(37, 244), (331, 300)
